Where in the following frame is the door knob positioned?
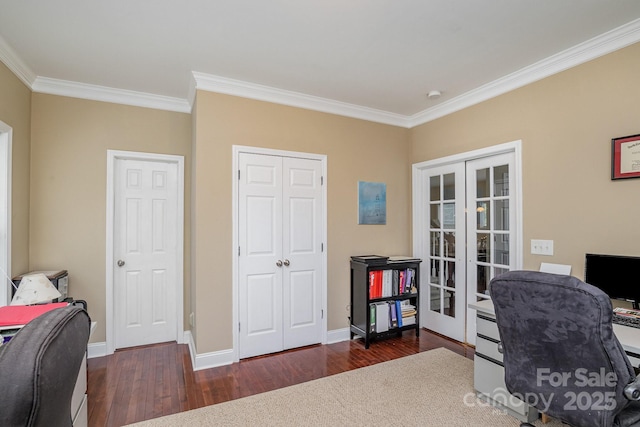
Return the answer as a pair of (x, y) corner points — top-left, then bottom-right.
(117, 260), (125, 267)
(283, 259), (290, 267)
(276, 260), (283, 267)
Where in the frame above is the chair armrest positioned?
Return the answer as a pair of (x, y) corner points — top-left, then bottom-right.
(624, 376), (640, 401)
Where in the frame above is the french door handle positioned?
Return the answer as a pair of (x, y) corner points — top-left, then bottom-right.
(283, 259), (290, 267)
(276, 260), (283, 267)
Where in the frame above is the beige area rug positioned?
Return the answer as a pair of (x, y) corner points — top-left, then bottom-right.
(127, 347), (565, 426)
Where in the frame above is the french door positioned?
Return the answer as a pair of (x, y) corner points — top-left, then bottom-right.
(464, 153), (517, 345)
(414, 142), (521, 345)
(421, 162), (466, 342)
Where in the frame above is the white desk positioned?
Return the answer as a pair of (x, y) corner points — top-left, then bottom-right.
(468, 299), (640, 423)
(469, 299), (640, 360)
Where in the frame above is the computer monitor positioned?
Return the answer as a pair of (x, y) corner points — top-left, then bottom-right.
(584, 253), (640, 309)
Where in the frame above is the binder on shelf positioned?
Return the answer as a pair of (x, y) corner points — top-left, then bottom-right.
(395, 300), (403, 327)
(375, 303), (389, 333)
(370, 304), (376, 333)
(382, 270), (392, 298)
(389, 301), (398, 328)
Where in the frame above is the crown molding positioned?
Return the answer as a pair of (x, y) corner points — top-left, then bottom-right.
(32, 77), (191, 113)
(2, 18), (639, 124)
(191, 72), (411, 128)
(408, 18), (640, 127)
(0, 35), (36, 89)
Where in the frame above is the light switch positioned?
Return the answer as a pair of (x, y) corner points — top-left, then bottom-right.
(531, 239), (554, 256)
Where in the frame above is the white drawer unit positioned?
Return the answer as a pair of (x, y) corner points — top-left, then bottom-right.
(471, 305), (539, 424)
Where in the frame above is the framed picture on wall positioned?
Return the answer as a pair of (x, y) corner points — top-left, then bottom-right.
(358, 181), (386, 224)
(612, 133), (640, 180)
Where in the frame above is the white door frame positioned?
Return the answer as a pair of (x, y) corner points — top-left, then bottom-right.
(0, 121), (11, 306)
(105, 150), (185, 355)
(232, 145), (328, 362)
(412, 140), (523, 340)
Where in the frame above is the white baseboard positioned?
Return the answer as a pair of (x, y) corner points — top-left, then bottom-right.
(327, 327), (351, 344)
(87, 341), (107, 359)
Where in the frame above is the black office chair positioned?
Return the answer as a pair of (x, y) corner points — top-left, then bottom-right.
(0, 305), (91, 427)
(490, 270), (640, 427)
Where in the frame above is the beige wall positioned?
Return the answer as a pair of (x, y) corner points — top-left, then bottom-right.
(0, 62), (31, 275)
(7, 39), (640, 354)
(30, 94), (192, 343)
(192, 92), (411, 353)
(411, 42), (640, 276)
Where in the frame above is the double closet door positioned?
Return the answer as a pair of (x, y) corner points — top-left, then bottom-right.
(238, 153), (323, 359)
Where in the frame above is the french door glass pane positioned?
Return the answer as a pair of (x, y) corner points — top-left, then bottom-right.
(494, 199), (509, 230)
(444, 290), (455, 318)
(476, 168), (490, 198)
(443, 260), (456, 287)
(443, 202), (455, 228)
(430, 232), (441, 257)
(430, 204), (440, 226)
(477, 233), (490, 262)
(476, 265), (490, 296)
(443, 173), (455, 200)
(444, 232), (455, 258)
(476, 202), (490, 230)
(430, 176), (440, 201)
(430, 285), (442, 313)
(429, 259), (440, 284)
(494, 165), (509, 196)
(495, 234), (509, 265)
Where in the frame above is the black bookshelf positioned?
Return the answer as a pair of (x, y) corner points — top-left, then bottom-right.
(350, 256), (421, 348)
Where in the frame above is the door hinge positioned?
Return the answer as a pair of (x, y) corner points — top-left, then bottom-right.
(321, 243), (324, 252)
(238, 169), (240, 180)
(239, 323), (241, 332)
(321, 309), (324, 319)
(238, 246), (241, 256)
(321, 176), (324, 185)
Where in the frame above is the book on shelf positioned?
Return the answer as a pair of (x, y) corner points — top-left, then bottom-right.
(614, 307), (640, 318)
(370, 304), (376, 333)
(389, 301), (398, 328)
(382, 270), (393, 298)
(395, 300), (403, 327)
(402, 316), (416, 326)
(375, 302), (389, 333)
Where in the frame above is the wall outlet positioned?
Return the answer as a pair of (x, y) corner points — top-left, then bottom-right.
(531, 239), (554, 256)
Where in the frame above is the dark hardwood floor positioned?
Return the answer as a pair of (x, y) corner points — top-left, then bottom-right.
(87, 329), (474, 427)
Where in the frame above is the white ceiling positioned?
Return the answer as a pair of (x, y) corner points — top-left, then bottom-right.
(2, 1), (640, 127)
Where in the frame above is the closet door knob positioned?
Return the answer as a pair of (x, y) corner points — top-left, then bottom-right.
(117, 260), (125, 267)
(276, 260), (283, 267)
(283, 259), (290, 266)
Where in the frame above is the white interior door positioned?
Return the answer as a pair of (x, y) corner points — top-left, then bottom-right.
(0, 123), (10, 306)
(421, 163), (466, 342)
(282, 157), (323, 349)
(238, 153), (323, 358)
(465, 153), (516, 345)
(238, 154), (284, 358)
(113, 158), (178, 349)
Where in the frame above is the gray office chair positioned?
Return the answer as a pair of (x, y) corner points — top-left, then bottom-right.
(490, 270), (640, 427)
(0, 305), (91, 427)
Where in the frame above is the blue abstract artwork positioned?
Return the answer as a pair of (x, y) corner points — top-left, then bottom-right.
(358, 181), (386, 225)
